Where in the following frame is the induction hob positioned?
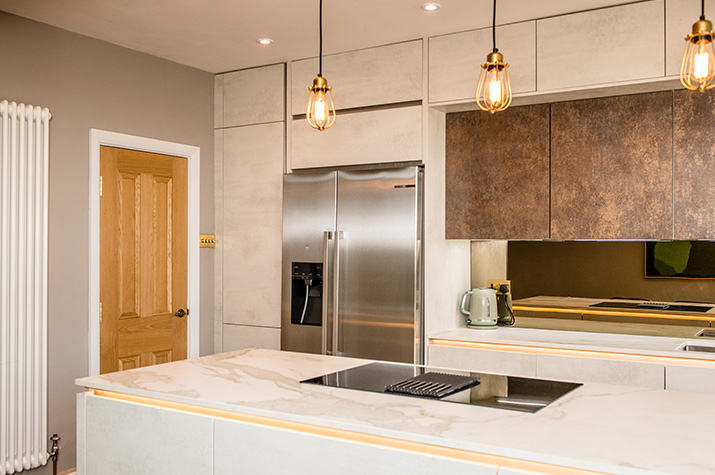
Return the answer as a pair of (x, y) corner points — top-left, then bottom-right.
(301, 362), (582, 413)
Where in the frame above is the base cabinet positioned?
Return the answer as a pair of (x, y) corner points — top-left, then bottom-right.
(429, 343), (669, 389)
(215, 419), (497, 475)
(665, 365), (715, 393)
(536, 355), (664, 389)
(78, 393), (214, 475)
(78, 392), (501, 475)
(428, 345), (536, 377)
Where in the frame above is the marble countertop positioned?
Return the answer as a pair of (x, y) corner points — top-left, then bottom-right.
(429, 324), (715, 361)
(77, 348), (715, 474)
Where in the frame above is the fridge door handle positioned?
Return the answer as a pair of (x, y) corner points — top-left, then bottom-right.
(332, 231), (344, 356)
(322, 231), (333, 355)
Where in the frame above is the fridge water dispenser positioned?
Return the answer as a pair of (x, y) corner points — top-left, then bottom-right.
(291, 262), (322, 326)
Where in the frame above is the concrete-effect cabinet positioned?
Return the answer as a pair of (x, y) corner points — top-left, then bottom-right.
(429, 21), (536, 104)
(79, 392), (503, 475)
(536, 355), (664, 389)
(429, 344), (536, 377)
(215, 65), (285, 352)
(215, 418), (497, 475)
(78, 393), (214, 474)
(290, 105), (422, 169)
(665, 365), (715, 393)
(537, 1), (665, 91)
(222, 64), (285, 127)
(290, 40), (422, 114)
(428, 344), (667, 389)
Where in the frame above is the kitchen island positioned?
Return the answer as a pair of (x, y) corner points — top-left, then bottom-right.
(76, 348), (715, 475)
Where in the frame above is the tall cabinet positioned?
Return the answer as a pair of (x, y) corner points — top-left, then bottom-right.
(214, 64), (285, 352)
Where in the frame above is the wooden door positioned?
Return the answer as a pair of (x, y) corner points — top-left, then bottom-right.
(100, 146), (188, 374)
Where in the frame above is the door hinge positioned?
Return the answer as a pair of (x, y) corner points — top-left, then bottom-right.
(99, 176), (103, 197)
(99, 302), (102, 324)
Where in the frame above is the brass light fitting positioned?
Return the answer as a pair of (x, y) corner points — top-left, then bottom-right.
(681, 0), (715, 91)
(306, 0), (336, 131)
(476, 0), (512, 113)
(307, 76), (335, 131)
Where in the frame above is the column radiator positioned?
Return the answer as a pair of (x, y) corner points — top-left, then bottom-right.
(1, 100), (51, 474)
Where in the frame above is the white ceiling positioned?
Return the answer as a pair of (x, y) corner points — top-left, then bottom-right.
(0, 0), (638, 74)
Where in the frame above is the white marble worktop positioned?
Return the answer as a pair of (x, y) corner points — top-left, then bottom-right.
(77, 348), (715, 474)
(429, 324), (715, 361)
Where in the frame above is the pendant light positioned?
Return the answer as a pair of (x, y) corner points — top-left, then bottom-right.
(681, 0), (715, 91)
(476, 0), (512, 113)
(306, 0), (336, 130)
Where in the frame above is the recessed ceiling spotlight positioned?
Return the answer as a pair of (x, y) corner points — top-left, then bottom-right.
(257, 38), (274, 46)
(421, 3), (441, 11)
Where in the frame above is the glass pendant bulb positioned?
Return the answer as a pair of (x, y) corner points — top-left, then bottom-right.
(307, 76), (336, 131)
(681, 4), (715, 91)
(476, 51), (512, 113)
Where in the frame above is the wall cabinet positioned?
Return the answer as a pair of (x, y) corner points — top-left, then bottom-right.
(428, 21), (536, 104)
(550, 91), (673, 240)
(446, 89), (715, 240)
(290, 40), (422, 115)
(537, 1), (665, 91)
(673, 88), (715, 239)
(445, 104), (550, 240)
(221, 64), (285, 127)
(290, 105), (422, 169)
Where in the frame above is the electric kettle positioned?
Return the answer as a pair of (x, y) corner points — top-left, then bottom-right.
(459, 288), (498, 328)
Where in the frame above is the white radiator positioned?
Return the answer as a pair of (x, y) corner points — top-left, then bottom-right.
(1, 100), (51, 474)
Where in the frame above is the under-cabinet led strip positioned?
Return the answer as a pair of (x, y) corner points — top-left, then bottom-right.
(429, 339), (715, 368)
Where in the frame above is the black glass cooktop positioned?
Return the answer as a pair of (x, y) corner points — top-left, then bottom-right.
(301, 362), (582, 413)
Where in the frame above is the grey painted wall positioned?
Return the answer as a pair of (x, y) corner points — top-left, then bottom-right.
(0, 12), (215, 473)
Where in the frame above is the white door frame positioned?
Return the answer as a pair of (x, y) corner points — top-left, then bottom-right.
(88, 129), (201, 376)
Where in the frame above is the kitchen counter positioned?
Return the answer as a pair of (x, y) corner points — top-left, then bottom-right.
(76, 348), (715, 474)
(429, 325), (715, 361)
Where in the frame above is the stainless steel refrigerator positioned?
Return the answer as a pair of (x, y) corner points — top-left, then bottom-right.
(281, 166), (423, 364)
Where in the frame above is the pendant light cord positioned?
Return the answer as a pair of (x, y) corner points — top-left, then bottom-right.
(702, 0), (706, 21)
(492, 0), (498, 53)
(319, 0), (324, 77)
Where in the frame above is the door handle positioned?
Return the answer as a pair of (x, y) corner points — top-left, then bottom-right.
(322, 231), (332, 356)
(332, 231), (343, 356)
(174, 308), (188, 318)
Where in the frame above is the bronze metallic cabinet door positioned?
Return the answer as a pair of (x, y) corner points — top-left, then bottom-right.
(445, 104), (550, 240)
